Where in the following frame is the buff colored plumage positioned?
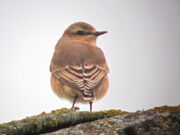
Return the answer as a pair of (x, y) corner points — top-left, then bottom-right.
(50, 22), (109, 111)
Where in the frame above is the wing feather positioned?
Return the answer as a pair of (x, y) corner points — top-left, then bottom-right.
(51, 64), (108, 99)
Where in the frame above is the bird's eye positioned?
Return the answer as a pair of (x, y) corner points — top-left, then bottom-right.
(76, 31), (85, 35)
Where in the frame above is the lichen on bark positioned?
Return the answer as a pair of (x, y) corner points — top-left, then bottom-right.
(0, 108), (127, 135)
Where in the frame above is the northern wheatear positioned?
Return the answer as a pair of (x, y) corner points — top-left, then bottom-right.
(50, 22), (109, 111)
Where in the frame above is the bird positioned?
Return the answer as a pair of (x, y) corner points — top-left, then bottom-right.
(50, 22), (109, 111)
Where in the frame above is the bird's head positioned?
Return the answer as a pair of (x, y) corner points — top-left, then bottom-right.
(61, 22), (107, 46)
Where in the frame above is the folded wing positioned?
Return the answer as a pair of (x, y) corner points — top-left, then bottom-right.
(51, 64), (108, 100)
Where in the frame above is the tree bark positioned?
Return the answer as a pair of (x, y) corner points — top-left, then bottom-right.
(0, 108), (127, 135)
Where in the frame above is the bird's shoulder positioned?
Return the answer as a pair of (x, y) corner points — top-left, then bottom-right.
(51, 41), (107, 67)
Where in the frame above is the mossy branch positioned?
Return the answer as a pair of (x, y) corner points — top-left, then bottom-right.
(0, 108), (127, 135)
(1, 105), (179, 135)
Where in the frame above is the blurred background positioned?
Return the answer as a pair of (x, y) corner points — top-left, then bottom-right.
(0, 0), (180, 123)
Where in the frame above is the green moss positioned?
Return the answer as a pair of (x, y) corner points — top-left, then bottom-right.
(1, 105), (180, 135)
(100, 109), (128, 117)
(150, 105), (180, 113)
(51, 108), (73, 114)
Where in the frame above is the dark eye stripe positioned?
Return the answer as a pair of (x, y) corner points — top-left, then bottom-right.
(76, 31), (85, 35)
(76, 31), (92, 36)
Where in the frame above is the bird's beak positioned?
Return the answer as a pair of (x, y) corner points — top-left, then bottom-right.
(94, 31), (108, 36)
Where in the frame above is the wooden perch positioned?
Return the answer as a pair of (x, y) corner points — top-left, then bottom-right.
(0, 108), (127, 135)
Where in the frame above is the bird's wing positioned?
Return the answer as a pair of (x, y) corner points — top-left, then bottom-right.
(51, 64), (108, 95)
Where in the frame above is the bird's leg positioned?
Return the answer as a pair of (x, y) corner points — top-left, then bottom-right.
(71, 95), (78, 110)
(89, 101), (93, 112)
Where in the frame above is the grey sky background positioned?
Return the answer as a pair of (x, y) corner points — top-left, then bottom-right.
(0, 0), (180, 123)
